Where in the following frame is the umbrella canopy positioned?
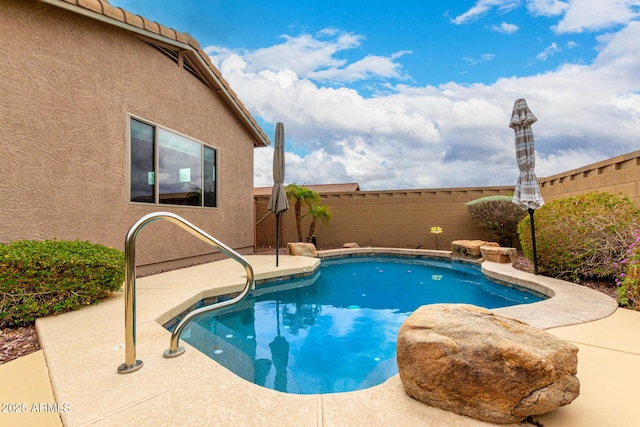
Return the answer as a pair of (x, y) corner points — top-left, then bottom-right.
(267, 122), (289, 215)
(267, 122), (289, 266)
(510, 98), (544, 210)
(510, 98), (544, 275)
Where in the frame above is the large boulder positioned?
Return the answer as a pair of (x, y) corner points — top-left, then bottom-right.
(287, 242), (318, 257)
(397, 304), (579, 424)
(480, 245), (517, 263)
(451, 240), (499, 258)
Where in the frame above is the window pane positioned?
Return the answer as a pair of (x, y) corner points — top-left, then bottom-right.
(130, 119), (155, 203)
(158, 129), (202, 206)
(203, 146), (217, 207)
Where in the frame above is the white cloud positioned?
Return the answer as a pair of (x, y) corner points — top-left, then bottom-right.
(209, 22), (640, 190)
(536, 42), (561, 60)
(208, 30), (363, 78)
(307, 52), (410, 83)
(553, 0), (640, 33)
(489, 22), (520, 33)
(455, 0), (640, 34)
(535, 148), (609, 177)
(208, 31), (409, 85)
(463, 54), (497, 66)
(452, 0), (521, 25)
(526, 0), (569, 17)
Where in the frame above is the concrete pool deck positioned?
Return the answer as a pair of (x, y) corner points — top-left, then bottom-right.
(1, 248), (638, 426)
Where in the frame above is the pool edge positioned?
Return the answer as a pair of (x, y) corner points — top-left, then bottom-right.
(32, 249), (621, 426)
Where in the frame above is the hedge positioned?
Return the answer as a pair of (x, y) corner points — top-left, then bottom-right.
(0, 240), (124, 327)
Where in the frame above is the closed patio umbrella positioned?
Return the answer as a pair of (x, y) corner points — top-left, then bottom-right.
(510, 98), (544, 274)
(267, 122), (289, 267)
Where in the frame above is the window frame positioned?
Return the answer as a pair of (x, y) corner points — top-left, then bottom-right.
(127, 114), (218, 209)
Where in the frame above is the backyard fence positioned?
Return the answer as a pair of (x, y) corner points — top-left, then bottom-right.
(254, 150), (640, 253)
(255, 186), (515, 252)
(254, 200), (285, 251)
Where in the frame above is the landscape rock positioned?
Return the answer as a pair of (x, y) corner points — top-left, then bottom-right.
(342, 242), (360, 248)
(451, 240), (499, 258)
(397, 304), (580, 424)
(480, 246), (517, 263)
(287, 242), (318, 257)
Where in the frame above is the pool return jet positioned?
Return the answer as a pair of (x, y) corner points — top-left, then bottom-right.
(117, 211), (255, 374)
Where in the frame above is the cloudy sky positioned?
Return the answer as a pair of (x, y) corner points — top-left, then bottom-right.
(110, 0), (640, 190)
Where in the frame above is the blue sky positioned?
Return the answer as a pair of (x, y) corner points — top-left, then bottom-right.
(110, 0), (640, 190)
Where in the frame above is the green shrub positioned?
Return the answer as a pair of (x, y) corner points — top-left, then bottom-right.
(615, 230), (640, 310)
(465, 195), (528, 247)
(0, 240), (124, 327)
(518, 192), (640, 281)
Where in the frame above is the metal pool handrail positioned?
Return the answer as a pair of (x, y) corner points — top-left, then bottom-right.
(117, 212), (255, 374)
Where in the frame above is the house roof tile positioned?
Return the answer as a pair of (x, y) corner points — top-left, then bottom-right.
(41, 0), (270, 147)
(77, 0), (101, 14)
(122, 10), (143, 28)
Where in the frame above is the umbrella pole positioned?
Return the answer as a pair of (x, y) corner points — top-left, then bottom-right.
(528, 208), (538, 275)
(275, 213), (280, 267)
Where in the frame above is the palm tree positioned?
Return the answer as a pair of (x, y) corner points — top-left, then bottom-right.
(304, 204), (331, 243)
(285, 184), (319, 242)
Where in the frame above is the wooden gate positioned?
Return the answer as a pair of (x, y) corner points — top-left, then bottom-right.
(254, 199), (276, 251)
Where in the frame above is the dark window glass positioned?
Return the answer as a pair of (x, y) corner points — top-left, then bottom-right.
(130, 119), (155, 203)
(158, 129), (202, 206)
(130, 118), (217, 208)
(203, 146), (216, 207)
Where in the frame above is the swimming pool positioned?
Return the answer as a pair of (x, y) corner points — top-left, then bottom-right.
(172, 255), (545, 394)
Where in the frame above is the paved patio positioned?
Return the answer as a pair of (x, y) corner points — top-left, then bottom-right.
(1, 249), (637, 426)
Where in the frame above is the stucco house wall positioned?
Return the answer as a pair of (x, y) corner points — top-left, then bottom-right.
(1, 0), (268, 273)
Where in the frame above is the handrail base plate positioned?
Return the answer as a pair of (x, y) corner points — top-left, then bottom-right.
(163, 347), (185, 358)
(117, 360), (143, 374)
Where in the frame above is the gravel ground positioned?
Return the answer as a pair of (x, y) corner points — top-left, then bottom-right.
(0, 326), (40, 365)
(0, 252), (619, 365)
(511, 253), (619, 300)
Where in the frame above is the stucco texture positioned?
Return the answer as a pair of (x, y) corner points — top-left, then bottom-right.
(1, 0), (259, 269)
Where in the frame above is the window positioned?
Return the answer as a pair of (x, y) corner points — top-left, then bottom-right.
(130, 117), (217, 207)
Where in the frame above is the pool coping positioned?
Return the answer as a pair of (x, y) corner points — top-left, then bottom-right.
(33, 248), (619, 426)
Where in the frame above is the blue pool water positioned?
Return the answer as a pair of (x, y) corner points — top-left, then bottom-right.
(175, 256), (544, 394)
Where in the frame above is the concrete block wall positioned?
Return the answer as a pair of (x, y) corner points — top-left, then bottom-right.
(255, 150), (640, 252)
(538, 150), (640, 207)
(256, 187), (515, 250)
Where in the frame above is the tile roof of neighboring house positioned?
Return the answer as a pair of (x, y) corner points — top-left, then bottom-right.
(254, 183), (361, 196)
(40, 0), (269, 147)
